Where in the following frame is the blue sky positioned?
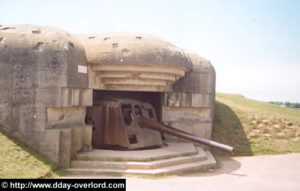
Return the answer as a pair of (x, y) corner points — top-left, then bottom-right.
(1, 0), (300, 102)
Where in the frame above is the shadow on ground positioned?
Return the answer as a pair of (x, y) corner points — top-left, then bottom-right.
(212, 101), (253, 156)
(177, 101), (254, 177)
(179, 156), (242, 177)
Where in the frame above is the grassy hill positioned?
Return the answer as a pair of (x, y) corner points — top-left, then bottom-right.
(0, 130), (61, 178)
(212, 93), (300, 156)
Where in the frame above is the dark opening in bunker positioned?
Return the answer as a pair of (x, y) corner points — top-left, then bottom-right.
(121, 104), (133, 126)
(93, 90), (162, 121)
(134, 105), (143, 117)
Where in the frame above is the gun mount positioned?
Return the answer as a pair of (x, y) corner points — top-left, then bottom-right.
(86, 99), (234, 153)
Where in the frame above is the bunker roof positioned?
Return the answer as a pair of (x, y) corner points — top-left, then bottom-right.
(77, 33), (193, 69)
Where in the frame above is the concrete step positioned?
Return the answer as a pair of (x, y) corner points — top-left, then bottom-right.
(67, 151), (216, 176)
(75, 142), (197, 162)
(71, 148), (207, 170)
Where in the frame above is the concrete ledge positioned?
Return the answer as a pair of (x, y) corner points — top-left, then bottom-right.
(162, 106), (212, 123)
(61, 88), (92, 107)
(71, 149), (207, 170)
(76, 142), (197, 162)
(67, 149), (216, 176)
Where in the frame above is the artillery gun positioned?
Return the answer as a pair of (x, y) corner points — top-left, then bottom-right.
(86, 99), (234, 153)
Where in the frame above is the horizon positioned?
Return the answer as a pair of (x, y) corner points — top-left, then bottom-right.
(1, 0), (299, 102)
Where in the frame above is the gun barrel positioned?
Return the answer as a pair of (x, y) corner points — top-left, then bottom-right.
(136, 116), (234, 154)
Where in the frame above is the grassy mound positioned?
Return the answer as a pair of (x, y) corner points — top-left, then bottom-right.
(0, 129), (61, 178)
(212, 93), (300, 156)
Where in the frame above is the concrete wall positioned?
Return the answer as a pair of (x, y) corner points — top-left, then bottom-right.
(0, 25), (92, 166)
(163, 51), (216, 142)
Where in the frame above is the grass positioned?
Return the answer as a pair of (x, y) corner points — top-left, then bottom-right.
(0, 129), (65, 178)
(212, 93), (300, 156)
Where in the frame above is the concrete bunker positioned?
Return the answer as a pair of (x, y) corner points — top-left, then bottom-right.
(0, 25), (221, 171)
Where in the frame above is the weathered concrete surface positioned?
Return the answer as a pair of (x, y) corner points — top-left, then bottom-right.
(78, 33), (192, 68)
(163, 52), (216, 140)
(63, 153), (300, 191)
(59, 128), (72, 167)
(67, 151), (216, 176)
(78, 33), (192, 91)
(74, 142), (197, 162)
(66, 143), (216, 175)
(0, 25), (92, 164)
(162, 106), (212, 123)
(58, 125), (92, 168)
(162, 92), (213, 108)
(173, 51), (216, 94)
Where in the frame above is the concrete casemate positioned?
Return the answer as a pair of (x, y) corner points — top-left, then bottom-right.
(0, 25), (216, 167)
